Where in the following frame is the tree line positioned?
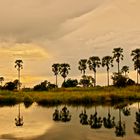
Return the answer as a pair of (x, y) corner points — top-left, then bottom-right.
(0, 48), (140, 91)
(52, 48), (140, 88)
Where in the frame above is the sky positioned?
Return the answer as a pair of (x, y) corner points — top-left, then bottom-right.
(0, 0), (140, 87)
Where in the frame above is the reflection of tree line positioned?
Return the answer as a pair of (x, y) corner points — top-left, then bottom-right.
(52, 103), (140, 137)
(53, 106), (71, 122)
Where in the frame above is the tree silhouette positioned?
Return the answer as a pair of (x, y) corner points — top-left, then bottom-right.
(103, 107), (115, 129)
(89, 106), (102, 129)
(15, 104), (24, 126)
(134, 102), (140, 135)
(88, 56), (101, 86)
(79, 109), (88, 125)
(115, 109), (125, 137)
(78, 59), (87, 76)
(102, 56), (113, 86)
(0, 77), (4, 87)
(131, 49), (140, 84)
(121, 66), (129, 77)
(112, 48), (123, 73)
(15, 60), (23, 90)
(59, 63), (70, 82)
(52, 63), (60, 87)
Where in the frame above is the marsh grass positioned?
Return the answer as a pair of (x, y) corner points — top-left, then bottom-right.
(0, 86), (140, 106)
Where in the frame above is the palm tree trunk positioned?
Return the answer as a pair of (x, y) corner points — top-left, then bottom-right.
(94, 71), (96, 87)
(18, 68), (20, 91)
(137, 69), (139, 85)
(118, 62), (120, 73)
(56, 75), (58, 87)
(107, 69), (109, 86)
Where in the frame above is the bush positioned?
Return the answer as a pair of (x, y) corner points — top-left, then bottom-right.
(62, 79), (78, 88)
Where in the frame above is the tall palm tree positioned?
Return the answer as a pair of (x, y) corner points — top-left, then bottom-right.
(0, 77), (4, 86)
(131, 49), (140, 84)
(102, 56), (113, 86)
(15, 59), (23, 90)
(88, 56), (101, 86)
(112, 48), (123, 73)
(52, 63), (60, 87)
(59, 63), (70, 82)
(78, 59), (87, 76)
(121, 66), (129, 77)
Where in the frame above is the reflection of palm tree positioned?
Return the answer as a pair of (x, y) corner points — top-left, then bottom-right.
(15, 104), (24, 126)
(53, 106), (71, 122)
(89, 106), (102, 129)
(53, 107), (60, 121)
(103, 107), (115, 129)
(79, 108), (88, 125)
(122, 106), (131, 116)
(115, 109), (125, 137)
(60, 106), (71, 122)
(134, 102), (140, 135)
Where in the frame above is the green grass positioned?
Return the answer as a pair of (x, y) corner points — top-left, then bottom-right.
(0, 86), (140, 107)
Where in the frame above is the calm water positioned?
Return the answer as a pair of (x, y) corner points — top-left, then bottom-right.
(0, 103), (140, 140)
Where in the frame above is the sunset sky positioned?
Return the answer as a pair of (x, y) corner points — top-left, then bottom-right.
(0, 0), (140, 87)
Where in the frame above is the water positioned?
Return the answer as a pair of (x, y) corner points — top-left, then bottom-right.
(0, 103), (140, 140)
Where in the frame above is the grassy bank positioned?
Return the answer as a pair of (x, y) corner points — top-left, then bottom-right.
(0, 86), (140, 107)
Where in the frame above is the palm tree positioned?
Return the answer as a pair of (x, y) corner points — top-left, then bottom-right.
(59, 63), (70, 82)
(15, 60), (23, 90)
(52, 63), (60, 87)
(0, 77), (4, 86)
(78, 59), (87, 76)
(112, 48), (123, 73)
(131, 49), (140, 84)
(102, 56), (113, 86)
(88, 56), (101, 86)
(121, 66), (129, 77)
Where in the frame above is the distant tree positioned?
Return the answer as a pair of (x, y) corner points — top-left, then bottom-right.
(15, 59), (23, 90)
(52, 63), (60, 87)
(62, 79), (78, 88)
(111, 73), (127, 87)
(131, 49), (140, 84)
(4, 81), (16, 91)
(79, 75), (95, 87)
(121, 66), (129, 77)
(126, 78), (135, 86)
(33, 80), (57, 91)
(112, 48), (123, 73)
(88, 56), (101, 86)
(102, 56), (113, 86)
(78, 59), (87, 76)
(0, 77), (4, 86)
(59, 63), (70, 82)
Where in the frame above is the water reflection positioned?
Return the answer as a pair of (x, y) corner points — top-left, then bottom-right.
(103, 107), (115, 129)
(15, 104), (24, 126)
(79, 109), (88, 125)
(134, 102), (140, 135)
(53, 106), (71, 122)
(115, 109), (126, 137)
(122, 106), (131, 116)
(89, 106), (102, 129)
